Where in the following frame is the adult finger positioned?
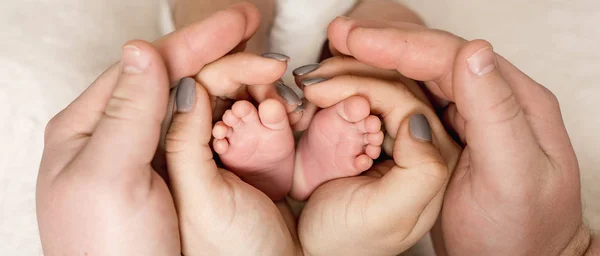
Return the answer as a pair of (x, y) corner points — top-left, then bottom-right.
(164, 78), (223, 196)
(495, 56), (574, 161)
(327, 17), (464, 101)
(328, 18), (571, 154)
(293, 56), (403, 91)
(154, 2), (261, 84)
(44, 63), (120, 147)
(194, 52), (301, 123)
(73, 41), (170, 179)
(302, 75), (421, 139)
(45, 3), (260, 152)
(292, 56), (428, 132)
(441, 103), (465, 144)
(369, 113), (450, 249)
(195, 52), (294, 105)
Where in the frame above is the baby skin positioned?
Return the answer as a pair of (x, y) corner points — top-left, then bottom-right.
(213, 92), (383, 201)
(209, 59), (384, 201)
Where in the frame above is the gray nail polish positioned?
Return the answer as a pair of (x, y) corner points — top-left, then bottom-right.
(175, 77), (196, 113)
(293, 103), (306, 113)
(410, 114), (432, 142)
(293, 64), (320, 76)
(159, 87), (178, 150)
(301, 78), (328, 87)
(261, 52), (290, 61)
(276, 81), (302, 105)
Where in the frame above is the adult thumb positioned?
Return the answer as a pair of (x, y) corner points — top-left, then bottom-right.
(164, 78), (225, 202)
(77, 40), (169, 179)
(453, 40), (541, 176)
(370, 112), (453, 251)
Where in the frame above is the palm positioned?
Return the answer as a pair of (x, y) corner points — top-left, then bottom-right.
(38, 147), (181, 255)
(299, 160), (448, 256)
(439, 143), (581, 255)
(175, 166), (297, 256)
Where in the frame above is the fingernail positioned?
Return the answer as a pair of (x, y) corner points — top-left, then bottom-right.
(121, 45), (150, 74)
(293, 104), (305, 113)
(410, 114), (432, 142)
(293, 64), (320, 76)
(301, 78), (328, 87)
(175, 77), (196, 113)
(276, 81), (302, 105)
(293, 98), (309, 113)
(261, 52), (290, 61)
(467, 47), (496, 77)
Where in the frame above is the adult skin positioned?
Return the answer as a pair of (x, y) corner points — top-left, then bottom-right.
(300, 16), (597, 255)
(37, 3), (300, 256)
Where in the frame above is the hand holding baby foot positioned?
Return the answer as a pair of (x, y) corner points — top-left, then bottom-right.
(165, 79), (300, 256)
(158, 51), (304, 201)
(294, 56), (461, 256)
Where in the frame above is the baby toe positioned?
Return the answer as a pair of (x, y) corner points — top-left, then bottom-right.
(367, 131), (385, 146)
(365, 145), (381, 159)
(258, 99), (290, 130)
(364, 115), (382, 134)
(231, 100), (259, 123)
(222, 110), (241, 128)
(335, 96), (370, 123)
(212, 121), (232, 139)
(354, 154), (374, 171)
(213, 139), (230, 154)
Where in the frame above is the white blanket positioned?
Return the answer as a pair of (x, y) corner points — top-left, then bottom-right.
(1, 0), (599, 255)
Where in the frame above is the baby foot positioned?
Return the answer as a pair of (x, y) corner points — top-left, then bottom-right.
(291, 96), (384, 200)
(213, 99), (295, 200)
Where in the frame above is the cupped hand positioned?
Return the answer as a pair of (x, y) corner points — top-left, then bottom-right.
(162, 77), (300, 255)
(156, 3), (301, 255)
(36, 3), (272, 255)
(325, 17), (593, 255)
(294, 57), (461, 256)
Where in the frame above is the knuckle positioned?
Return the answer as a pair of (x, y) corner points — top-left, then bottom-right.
(485, 92), (522, 124)
(104, 94), (144, 121)
(164, 119), (190, 154)
(416, 160), (449, 184)
(44, 115), (60, 139)
(44, 112), (65, 143)
(543, 87), (561, 110)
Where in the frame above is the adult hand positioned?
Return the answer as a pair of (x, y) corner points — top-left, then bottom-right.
(324, 17), (596, 255)
(162, 77), (300, 256)
(295, 57), (461, 255)
(37, 3), (268, 255)
(157, 3), (301, 255)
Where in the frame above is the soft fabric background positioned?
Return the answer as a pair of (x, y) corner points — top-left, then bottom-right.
(0, 0), (598, 255)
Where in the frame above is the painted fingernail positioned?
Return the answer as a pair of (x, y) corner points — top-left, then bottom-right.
(175, 77), (196, 113)
(121, 45), (150, 74)
(301, 78), (328, 87)
(261, 52), (290, 61)
(410, 114), (432, 142)
(467, 47), (496, 77)
(276, 81), (302, 105)
(293, 99), (308, 113)
(293, 64), (320, 76)
(293, 104), (305, 113)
